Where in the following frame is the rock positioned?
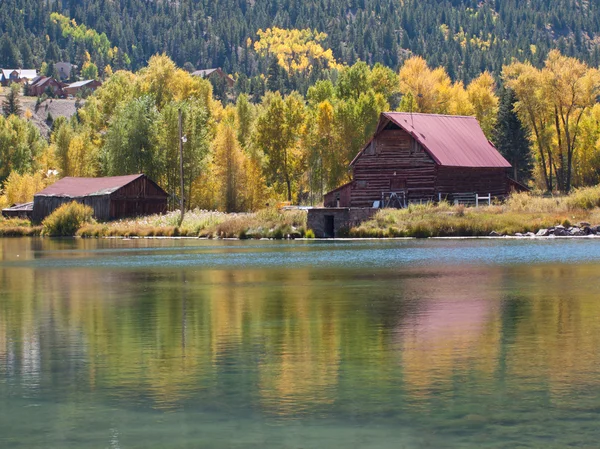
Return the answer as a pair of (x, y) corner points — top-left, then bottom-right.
(526, 232), (535, 237)
(569, 227), (581, 235)
(554, 228), (568, 236)
(555, 225), (565, 230)
(489, 231), (501, 237)
(594, 226), (600, 234)
(579, 222), (591, 227)
(536, 229), (549, 237)
(583, 226), (594, 235)
(514, 232), (524, 237)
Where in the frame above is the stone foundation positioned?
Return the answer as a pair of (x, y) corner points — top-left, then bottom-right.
(307, 208), (376, 238)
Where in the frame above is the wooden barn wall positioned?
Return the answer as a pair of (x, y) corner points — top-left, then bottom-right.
(436, 166), (509, 197)
(324, 183), (352, 207)
(33, 196), (111, 223)
(109, 176), (167, 219)
(350, 128), (436, 208)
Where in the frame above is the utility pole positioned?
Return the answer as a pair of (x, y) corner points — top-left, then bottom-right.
(178, 108), (185, 226)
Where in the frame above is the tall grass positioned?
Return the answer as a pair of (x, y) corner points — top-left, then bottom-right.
(77, 207), (308, 239)
(42, 202), (95, 236)
(350, 187), (600, 238)
(0, 217), (41, 236)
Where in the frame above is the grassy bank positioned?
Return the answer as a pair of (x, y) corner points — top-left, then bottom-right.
(0, 218), (42, 237)
(4, 187), (600, 239)
(349, 188), (600, 238)
(77, 208), (309, 239)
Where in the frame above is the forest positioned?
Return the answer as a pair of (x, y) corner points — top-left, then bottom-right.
(3, 2), (600, 213)
(3, 42), (600, 213)
(3, 0), (600, 84)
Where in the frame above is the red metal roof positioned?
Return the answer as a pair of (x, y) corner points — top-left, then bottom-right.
(35, 174), (145, 197)
(380, 112), (511, 168)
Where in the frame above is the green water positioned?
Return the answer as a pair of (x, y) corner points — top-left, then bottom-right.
(2, 238), (600, 448)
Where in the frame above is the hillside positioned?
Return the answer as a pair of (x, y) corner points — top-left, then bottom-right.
(2, 0), (600, 82)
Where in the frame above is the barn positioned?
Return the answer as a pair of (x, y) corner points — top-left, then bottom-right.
(324, 112), (515, 208)
(32, 174), (168, 223)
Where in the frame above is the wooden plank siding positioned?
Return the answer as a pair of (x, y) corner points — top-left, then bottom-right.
(346, 125), (510, 208)
(350, 128), (437, 207)
(33, 175), (168, 223)
(436, 166), (508, 197)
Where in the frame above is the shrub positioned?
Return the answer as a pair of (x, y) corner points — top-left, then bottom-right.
(42, 202), (94, 236)
(305, 229), (315, 239)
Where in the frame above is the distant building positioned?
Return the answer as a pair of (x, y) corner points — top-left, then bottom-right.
(191, 68), (234, 88)
(55, 62), (77, 80)
(308, 112), (525, 237)
(63, 79), (102, 96)
(324, 112), (517, 209)
(1, 202), (33, 219)
(1, 69), (38, 86)
(29, 76), (65, 97)
(32, 174), (168, 222)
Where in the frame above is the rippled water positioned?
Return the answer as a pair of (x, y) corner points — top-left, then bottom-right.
(1, 237), (600, 448)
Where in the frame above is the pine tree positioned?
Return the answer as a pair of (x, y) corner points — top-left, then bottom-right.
(2, 83), (22, 117)
(493, 88), (533, 184)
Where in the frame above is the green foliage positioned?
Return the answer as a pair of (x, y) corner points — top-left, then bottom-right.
(0, 114), (46, 182)
(42, 201), (95, 236)
(4, 0), (600, 86)
(2, 84), (22, 118)
(494, 88), (533, 184)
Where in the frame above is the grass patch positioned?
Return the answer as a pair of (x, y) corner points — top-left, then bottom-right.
(349, 191), (599, 238)
(0, 217), (41, 236)
(77, 207), (308, 239)
(42, 202), (94, 236)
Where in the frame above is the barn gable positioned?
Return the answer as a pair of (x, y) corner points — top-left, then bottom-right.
(325, 112), (513, 208)
(33, 174), (168, 222)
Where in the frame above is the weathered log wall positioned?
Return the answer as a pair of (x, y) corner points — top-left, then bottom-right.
(436, 166), (509, 197)
(348, 126), (510, 207)
(350, 128), (437, 207)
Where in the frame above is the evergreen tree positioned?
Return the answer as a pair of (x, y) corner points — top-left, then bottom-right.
(2, 84), (22, 117)
(0, 34), (22, 67)
(493, 88), (533, 184)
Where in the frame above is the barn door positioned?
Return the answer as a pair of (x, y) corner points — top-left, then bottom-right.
(390, 178), (407, 191)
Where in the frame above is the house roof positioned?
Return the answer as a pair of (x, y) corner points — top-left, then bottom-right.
(1, 69), (38, 80)
(191, 68), (219, 77)
(66, 79), (98, 88)
(35, 174), (146, 197)
(353, 112), (511, 168)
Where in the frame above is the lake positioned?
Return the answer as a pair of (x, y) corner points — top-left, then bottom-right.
(1, 237), (600, 448)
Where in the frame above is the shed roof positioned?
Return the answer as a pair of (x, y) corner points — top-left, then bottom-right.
(35, 174), (145, 197)
(2, 202), (33, 212)
(353, 112), (510, 168)
(66, 79), (97, 88)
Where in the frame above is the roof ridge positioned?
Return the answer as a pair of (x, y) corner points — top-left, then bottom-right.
(385, 111), (477, 119)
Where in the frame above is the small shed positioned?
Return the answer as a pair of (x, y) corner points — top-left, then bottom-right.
(2, 202), (33, 219)
(324, 112), (515, 208)
(32, 174), (168, 223)
(191, 68), (234, 87)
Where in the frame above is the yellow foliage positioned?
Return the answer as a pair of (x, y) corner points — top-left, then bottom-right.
(137, 54), (213, 108)
(399, 56), (481, 117)
(253, 27), (341, 73)
(2, 171), (49, 205)
(467, 72), (499, 138)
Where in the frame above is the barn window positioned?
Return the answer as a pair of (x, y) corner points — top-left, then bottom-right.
(357, 180), (367, 188)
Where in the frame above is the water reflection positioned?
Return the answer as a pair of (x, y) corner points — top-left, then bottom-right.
(1, 238), (600, 448)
